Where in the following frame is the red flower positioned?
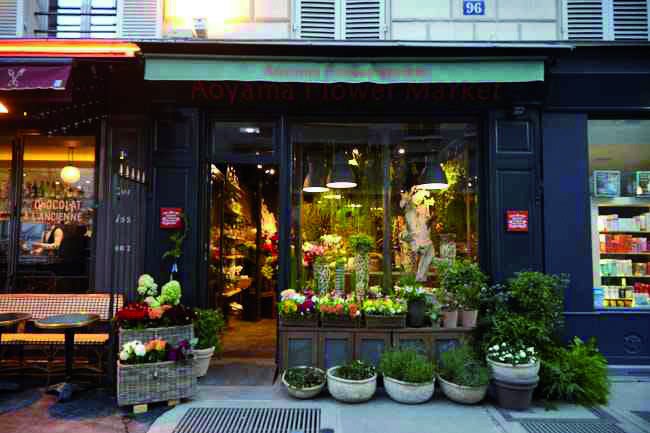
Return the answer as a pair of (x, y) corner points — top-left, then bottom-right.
(335, 304), (344, 314)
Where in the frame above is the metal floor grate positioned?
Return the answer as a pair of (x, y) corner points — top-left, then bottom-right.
(521, 422), (627, 433)
(172, 407), (322, 433)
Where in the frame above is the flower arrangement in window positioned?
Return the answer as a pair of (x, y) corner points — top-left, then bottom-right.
(119, 338), (196, 365)
(278, 289), (320, 320)
(362, 297), (407, 317)
(318, 294), (360, 320)
(303, 242), (327, 266)
(115, 274), (197, 330)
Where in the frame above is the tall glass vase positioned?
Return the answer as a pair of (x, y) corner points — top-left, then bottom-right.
(314, 260), (330, 294)
(354, 252), (369, 301)
(335, 261), (345, 297)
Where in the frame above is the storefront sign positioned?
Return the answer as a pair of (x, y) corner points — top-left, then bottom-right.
(30, 199), (82, 224)
(506, 210), (528, 232)
(160, 208), (183, 229)
(191, 82), (503, 105)
(0, 65), (71, 90)
(463, 0), (485, 15)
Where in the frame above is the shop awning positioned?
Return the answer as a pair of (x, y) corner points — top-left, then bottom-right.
(0, 65), (71, 90)
(144, 57), (544, 84)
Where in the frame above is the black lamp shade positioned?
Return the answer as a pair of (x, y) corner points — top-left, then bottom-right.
(327, 151), (357, 189)
(303, 158), (329, 193)
(416, 156), (448, 190)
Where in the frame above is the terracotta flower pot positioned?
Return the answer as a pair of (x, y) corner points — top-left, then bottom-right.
(442, 310), (458, 328)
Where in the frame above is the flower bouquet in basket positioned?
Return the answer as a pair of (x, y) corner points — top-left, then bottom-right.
(318, 294), (361, 328)
(115, 274), (197, 349)
(362, 297), (407, 328)
(117, 338), (196, 406)
(278, 289), (320, 327)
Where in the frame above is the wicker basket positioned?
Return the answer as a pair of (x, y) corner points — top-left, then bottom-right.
(117, 360), (196, 406)
(320, 315), (360, 328)
(279, 315), (319, 328)
(364, 314), (406, 329)
(119, 324), (194, 349)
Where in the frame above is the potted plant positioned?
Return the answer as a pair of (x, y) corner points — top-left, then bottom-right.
(318, 294), (361, 328)
(378, 350), (436, 404)
(437, 259), (487, 328)
(427, 302), (442, 328)
(278, 289), (320, 327)
(348, 234), (374, 300)
(281, 366), (326, 399)
(394, 273), (427, 327)
(435, 288), (459, 329)
(362, 297), (407, 328)
(327, 360), (377, 403)
(192, 308), (225, 377)
(487, 342), (540, 410)
(438, 343), (489, 404)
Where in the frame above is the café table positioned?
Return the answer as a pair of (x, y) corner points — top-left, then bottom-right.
(33, 313), (99, 401)
(0, 312), (32, 390)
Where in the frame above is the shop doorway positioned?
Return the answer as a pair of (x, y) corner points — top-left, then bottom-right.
(206, 122), (279, 372)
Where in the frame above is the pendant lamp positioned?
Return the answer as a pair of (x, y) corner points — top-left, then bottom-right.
(415, 155), (448, 190)
(60, 141), (80, 184)
(326, 150), (357, 189)
(303, 155), (329, 193)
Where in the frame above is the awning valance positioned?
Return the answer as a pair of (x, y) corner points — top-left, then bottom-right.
(0, 65), (71, 90)
(144, 58), (544, 84)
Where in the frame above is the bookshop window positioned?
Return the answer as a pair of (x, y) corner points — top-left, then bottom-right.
(291, 121), (479, 294)
(590, 119), (650, 309)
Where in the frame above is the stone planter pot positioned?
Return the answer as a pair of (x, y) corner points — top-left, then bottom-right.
(281, 367), (326, 399)
(442, 310), (458, 328)
(383, 376), (435, 404)
(459, 310), (478, 328)
(494, 377), (539, 411)
(326, 366), (377, 403)
(438, 376), (487, 404)
(487, 358), (540, 382)
(193, 346), (215, 377)
(407, 299), (426, 328)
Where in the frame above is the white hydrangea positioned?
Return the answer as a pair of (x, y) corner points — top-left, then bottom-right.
(119, 350), (129, 361)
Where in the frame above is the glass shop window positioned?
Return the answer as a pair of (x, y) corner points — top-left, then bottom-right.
(291, 121), (479, 295)
(590, 119), (650, 310)
(15, 136), (96, 293)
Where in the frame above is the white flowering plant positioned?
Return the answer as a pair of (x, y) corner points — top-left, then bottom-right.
(487, 342), (538, 366)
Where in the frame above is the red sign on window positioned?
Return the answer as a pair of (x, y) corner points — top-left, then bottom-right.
(160, 208), (183, 229)
(506, 210), (528, 232)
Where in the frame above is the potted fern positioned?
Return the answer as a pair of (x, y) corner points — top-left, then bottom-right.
(192, 308), (225, 377)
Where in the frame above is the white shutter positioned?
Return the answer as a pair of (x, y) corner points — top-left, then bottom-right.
(613, 0), (649, 39)
(343, 0), (384, 40)
(295, 0), (338, 39)
(565, 0), (605, 40)
(0, 0), (18, 37)
(118, 0), (162, 39)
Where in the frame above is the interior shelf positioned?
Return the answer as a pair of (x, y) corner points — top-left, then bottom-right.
(600, 231), (650, 235)
(601, 275), (650, 279)
(595, 196), (650, 207)
(600, 252), (650, 256)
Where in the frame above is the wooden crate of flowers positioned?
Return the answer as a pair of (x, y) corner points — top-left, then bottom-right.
(117, 338), (196, 406)
(319, 295), (361, 328)
(362, 297), (407, 329)
(278, 289), (319, 327)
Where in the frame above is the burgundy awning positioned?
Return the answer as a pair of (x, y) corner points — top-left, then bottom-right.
(0, 65), (71, 90)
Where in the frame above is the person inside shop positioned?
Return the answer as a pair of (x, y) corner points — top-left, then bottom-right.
(32, 223), (64, 255)
(32, 222), (86, 274)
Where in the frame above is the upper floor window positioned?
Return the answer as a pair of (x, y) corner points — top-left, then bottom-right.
(36, 0), (118, 38)
(564, 0), (650, 41)
(294, 0), (386, 40)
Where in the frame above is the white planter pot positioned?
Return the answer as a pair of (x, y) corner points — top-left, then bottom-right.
(438, 376), (487, 404)
(193, 346), (215, 377)
(281, 367), (326, 399)
(442, 310), (458, 328)
(383, 376), (434, 404)
(487, 358), (540, 382)
(459, 310), (478, 328)
(326, 366), (377, 403)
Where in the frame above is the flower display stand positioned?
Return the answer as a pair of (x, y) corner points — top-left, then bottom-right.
(118, 324), (194, 348)
(320, 316), (360, 328)
(364, 314), (406, 329)
(117, 360), (196, 407)
(279, 315), (319, 328)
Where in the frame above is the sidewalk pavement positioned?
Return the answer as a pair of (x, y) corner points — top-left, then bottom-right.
(148, 373), (650, 433)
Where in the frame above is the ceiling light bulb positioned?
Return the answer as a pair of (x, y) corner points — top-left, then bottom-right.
(398, 148), (405, 154)
(0, 101), (8, 114)
(60, 166), (80, 184)
(257, 164), (263, 169)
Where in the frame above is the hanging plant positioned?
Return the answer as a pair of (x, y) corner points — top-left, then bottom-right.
(162, 213), (189, 262)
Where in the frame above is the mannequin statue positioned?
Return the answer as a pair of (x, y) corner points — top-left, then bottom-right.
(399, 188), (435, 282)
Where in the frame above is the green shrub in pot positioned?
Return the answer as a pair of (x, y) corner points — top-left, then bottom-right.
(327, 360), (378, 403)
(282, 366), (326, 399)
(378, 350), (436, 404)
(438, 343), (489, 404)
(194, 308), (225, 351)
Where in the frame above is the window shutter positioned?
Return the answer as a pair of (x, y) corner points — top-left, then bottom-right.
(343, 0), (384, 40)
(118, 0), (162, 39)
(0, 0), (17, 37)
(565, 0), (605, 40)
(295, 0), (338, 39)
(613, 0), (649, 40)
